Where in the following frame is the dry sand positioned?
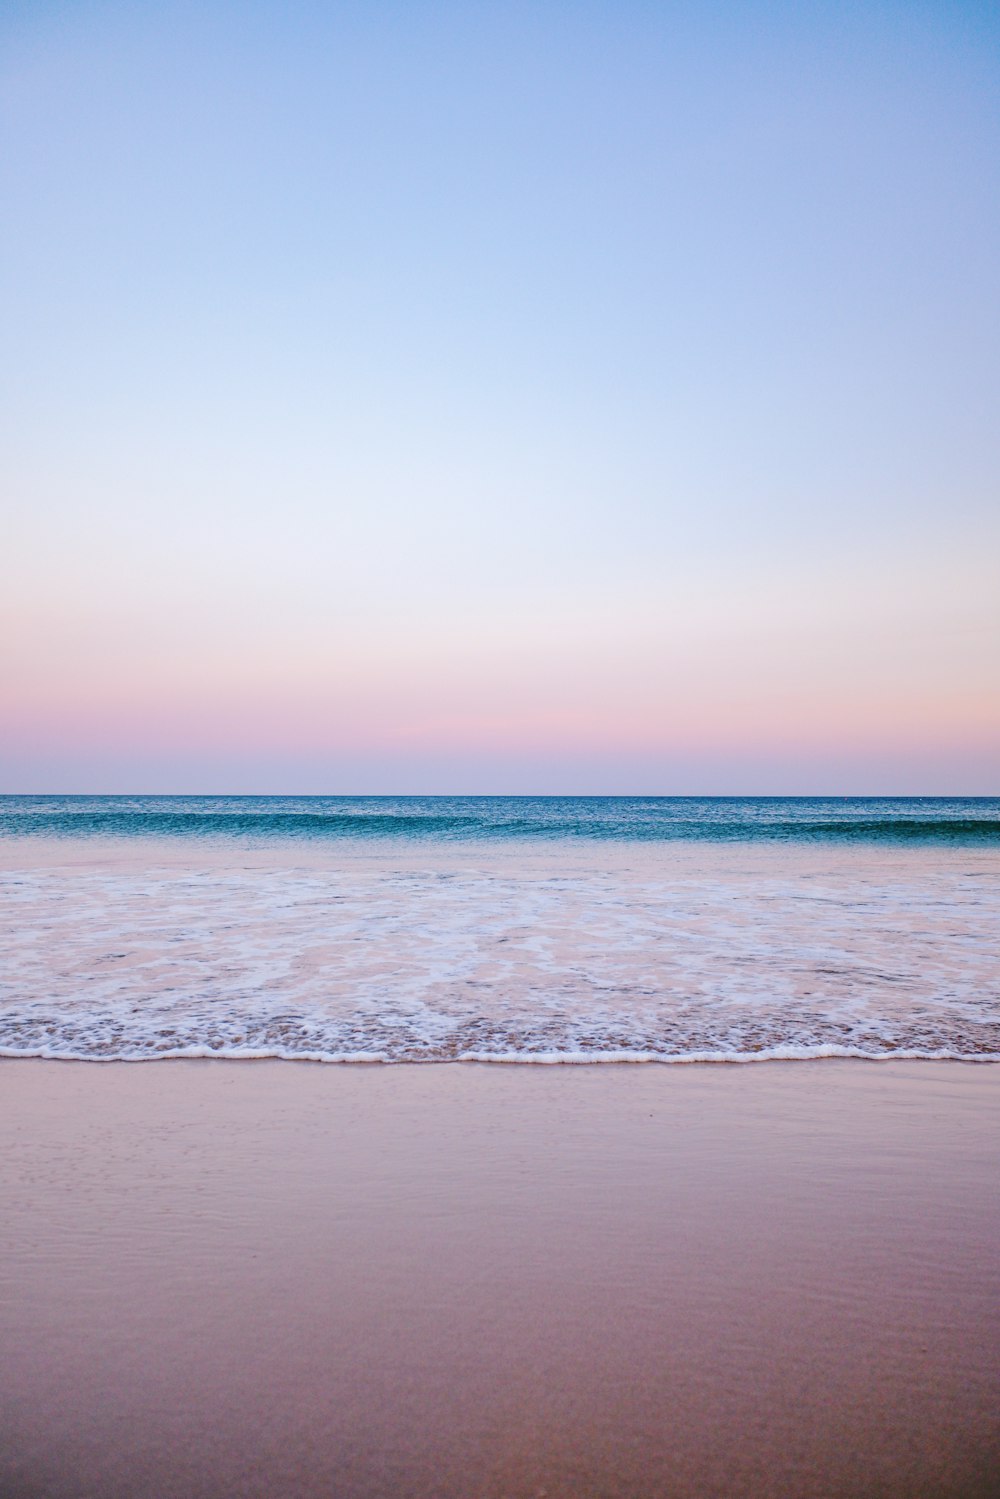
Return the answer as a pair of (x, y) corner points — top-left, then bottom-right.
(1, 1059), (998, 1498)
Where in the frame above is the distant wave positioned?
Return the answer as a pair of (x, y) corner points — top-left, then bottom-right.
(2, 795), (999, 844)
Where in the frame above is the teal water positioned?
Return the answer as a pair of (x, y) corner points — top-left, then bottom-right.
(2, 795), (998, 843)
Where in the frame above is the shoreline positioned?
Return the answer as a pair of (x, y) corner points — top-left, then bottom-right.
(2, 1050), (999, 1064)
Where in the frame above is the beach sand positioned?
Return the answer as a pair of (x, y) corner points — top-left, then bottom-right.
(1, 1060), (998, 1498)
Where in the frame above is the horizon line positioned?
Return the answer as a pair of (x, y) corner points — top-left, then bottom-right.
(2, 791), (998, 801)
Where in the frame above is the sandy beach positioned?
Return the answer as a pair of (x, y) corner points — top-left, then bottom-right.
(6, 0), (1000, 1489)
(1, 1059), (997, 1498)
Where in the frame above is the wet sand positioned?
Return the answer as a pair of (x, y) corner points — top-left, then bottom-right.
(1, 1060), (998, 1498)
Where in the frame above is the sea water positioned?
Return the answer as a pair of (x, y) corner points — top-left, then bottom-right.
(1, 795), (998, 1063)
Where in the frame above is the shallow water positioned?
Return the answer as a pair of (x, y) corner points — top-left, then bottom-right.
(2, 796), (998, 1063)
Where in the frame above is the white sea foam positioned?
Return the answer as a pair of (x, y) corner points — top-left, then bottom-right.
(1, 839), (998, 1064)
(3, 1044), (998, 1066)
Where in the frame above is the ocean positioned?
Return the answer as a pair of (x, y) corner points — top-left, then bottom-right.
(2, 795), (998, 1064)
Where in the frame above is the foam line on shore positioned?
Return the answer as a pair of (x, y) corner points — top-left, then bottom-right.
(2, 1044), (998, 1064)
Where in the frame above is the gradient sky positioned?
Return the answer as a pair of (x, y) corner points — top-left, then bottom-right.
(2, 0), (998, 792)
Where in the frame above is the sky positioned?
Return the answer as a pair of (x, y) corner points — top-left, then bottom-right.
(1, 0), (998, 793)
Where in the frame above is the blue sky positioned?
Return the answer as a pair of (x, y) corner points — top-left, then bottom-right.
(2, 1), (998, 791)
